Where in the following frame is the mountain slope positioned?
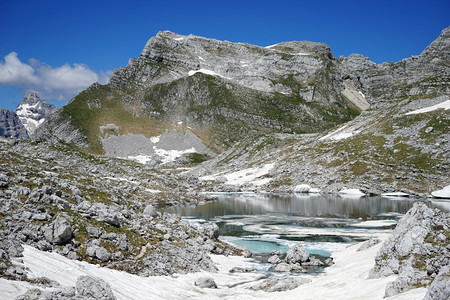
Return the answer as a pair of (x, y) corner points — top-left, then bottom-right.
(35, 31), (362, 155)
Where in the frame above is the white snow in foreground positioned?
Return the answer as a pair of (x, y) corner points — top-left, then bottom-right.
(200, 163), (275, 186)
(0, 236), (427, 300)
(188, 69), (232, 80)
(405, 99), (450, 115)
(198, 56), (205, 61)
(265, 44), (279, 48)
(319, 124), (360, 141)
(431, 184), (450, 199)
(174, 37), (184, 41)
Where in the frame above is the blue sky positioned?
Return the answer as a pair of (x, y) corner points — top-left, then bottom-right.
(0, 0), (449, 110)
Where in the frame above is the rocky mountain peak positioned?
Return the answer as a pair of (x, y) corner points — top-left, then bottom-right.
(21, 91), (41, 105)
(15, 91), (58, 136)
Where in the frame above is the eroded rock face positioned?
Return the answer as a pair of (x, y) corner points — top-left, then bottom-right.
(369, 202), (450, 297)
(0, 108), (28, 139)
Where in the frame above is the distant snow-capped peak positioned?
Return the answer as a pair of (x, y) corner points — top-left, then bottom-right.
(15, 92), (58, 135)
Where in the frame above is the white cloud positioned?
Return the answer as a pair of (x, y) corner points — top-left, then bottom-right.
(0, 52), (39, 85)
(0, 52), (112, 101)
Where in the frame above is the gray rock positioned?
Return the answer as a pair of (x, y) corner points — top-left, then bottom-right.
(0, 108), (29, 139)
(194, 277), (217, 289)
(268, 254), (281, 264)
(272, 262), (305, 273)
(86, 226), (101, 238)
(424, 265), (450, 300)
(249, 275), (311, 292)
(285, 244), (310, 265)
(229, 266), (253, 273)
(202, 222), (219, 239)
(44, 215), (73, 245)
(75, 275), (116, 299)
(369, 202), (450, 296)
(357, 238), (381, 252)
(95, 247), (111, 262)
(143, 205), (158, 217)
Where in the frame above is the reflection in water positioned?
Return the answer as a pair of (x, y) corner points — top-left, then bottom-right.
(164, 193), (450, 267)
(165, 193), (446, 219)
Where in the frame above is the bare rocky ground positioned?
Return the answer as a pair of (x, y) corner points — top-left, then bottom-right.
(0, 138), (241, 294)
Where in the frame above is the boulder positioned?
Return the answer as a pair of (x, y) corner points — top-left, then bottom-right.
(424, 265), (450, 300)
(194, 277), (217, 289)
(43, 215), (73, 245)
(143, 205), (158, 217)
(201, 222), (220, 239)
(249, 275), (311, 292)
(75, 275), (116, 299)
(369, 202), (450, 296)
(285, 244), (310, 265)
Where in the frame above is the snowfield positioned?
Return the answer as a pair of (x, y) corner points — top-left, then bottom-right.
(0, 236), (427, 299)
(405, 99), (450, 115)
(200, 163), (275, 186)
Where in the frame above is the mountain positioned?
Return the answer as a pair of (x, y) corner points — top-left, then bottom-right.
(15, 91), (58, 136)
(190, 27), (449, 196)
(34, 27), (449, 195)
(35, 31), (363, 156)
(0, 108), (28, 139)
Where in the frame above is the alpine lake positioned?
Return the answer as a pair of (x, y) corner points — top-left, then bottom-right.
(163, 193), (450, 274)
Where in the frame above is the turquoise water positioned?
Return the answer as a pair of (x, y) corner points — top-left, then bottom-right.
(164, 193), (449, 265)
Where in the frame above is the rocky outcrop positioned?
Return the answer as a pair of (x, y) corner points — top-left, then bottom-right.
(369, 202), (450, 297)
(424, 265), (450, 300)
(268, 243), (323, 273)
(76, 275), (116, 299)
(0, 108), (28, 139)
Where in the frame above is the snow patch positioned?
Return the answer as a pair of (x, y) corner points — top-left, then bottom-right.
(200, 163), (275, 186)
(153, 147), (197, 164)
(188, 69), (232, 80)
(339, 188), (365, 196)
(405, 100), (450, 115)
(174, 37), (184, 41)
(127, 155), (154, 164)
(198, 56), (205, 61)
(319, 124), (361, 141)
(265, 44), (279, 48)
(431, 184), (450, 199)
(150, 135), (160, 143)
